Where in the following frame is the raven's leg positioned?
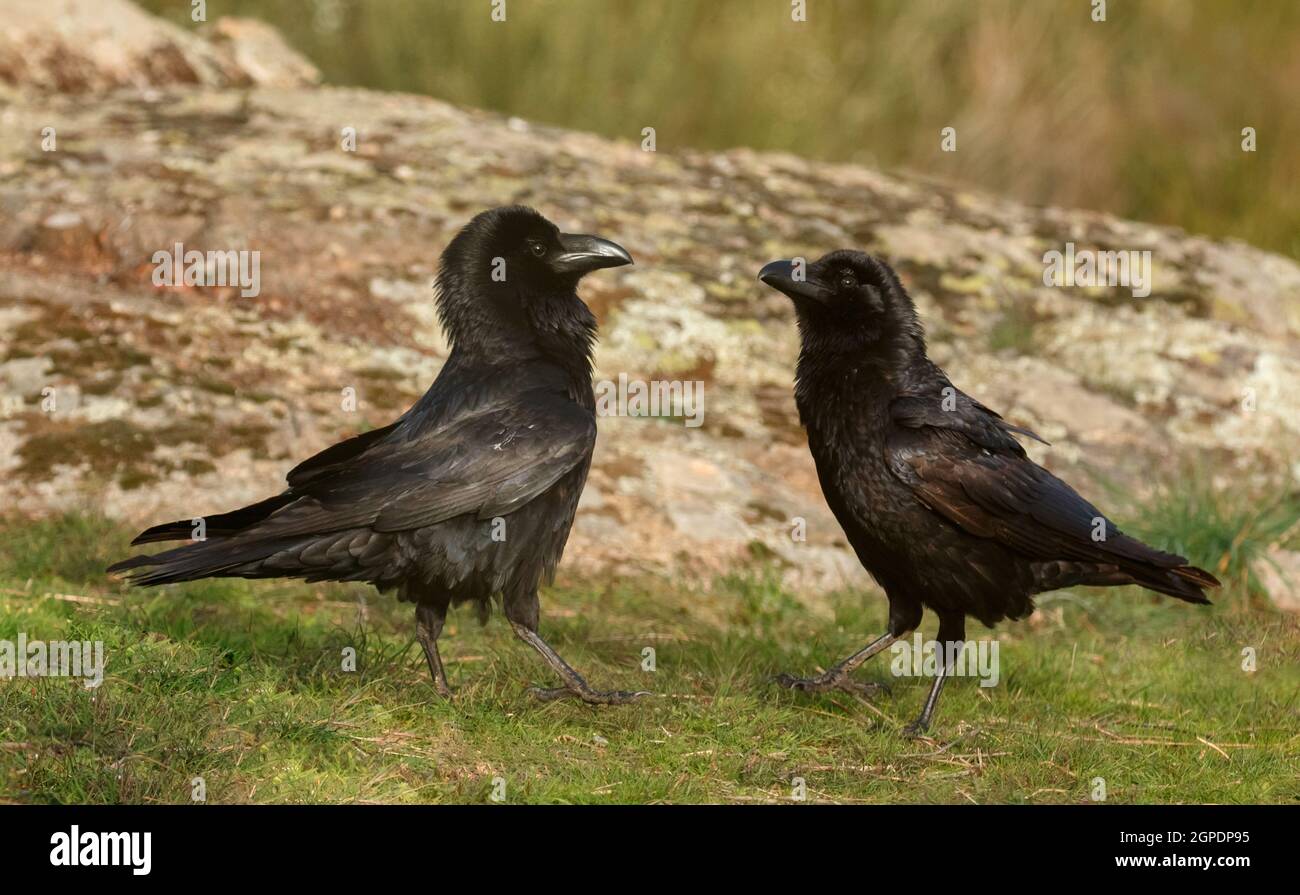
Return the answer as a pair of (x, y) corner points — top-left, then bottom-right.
(414, 602), (453, 698)
(777, 598), (921, 697)
(505, 592), (649, 706)
(903, 613), (966, 737)
(510, 623), (650, 705)
(775, 632), (899, 696)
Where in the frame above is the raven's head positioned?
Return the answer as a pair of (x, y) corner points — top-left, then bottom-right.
(759, 250), (924, 362)
(435, 205), (632, 358)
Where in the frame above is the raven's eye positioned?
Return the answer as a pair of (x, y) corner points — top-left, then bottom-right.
(838, 273), (858, 290)
(528, 240), (547, 257)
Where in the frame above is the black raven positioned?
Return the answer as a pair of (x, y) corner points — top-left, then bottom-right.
(109, 206), (645, 704)
(759, 250), (1218, 734)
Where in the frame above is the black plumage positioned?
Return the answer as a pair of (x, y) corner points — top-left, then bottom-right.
(759, 250), (1217, 734)
(109, 206), (644, 704)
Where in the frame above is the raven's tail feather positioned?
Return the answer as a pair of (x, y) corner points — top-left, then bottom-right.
(1099, 529), (1220, 604)
(1171, 564), (1222, 591)
(109, 524), (395, 588)
(107, 537), (292, 586)
(111, 492), (305, 583)
(129, 494), (295, 545)
(1124, 562), (1218, 605)
(1039, 555), (1219, 605)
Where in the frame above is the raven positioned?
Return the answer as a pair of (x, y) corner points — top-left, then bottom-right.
(109, 206), (645, 704)
(759, 250), (1218, 734)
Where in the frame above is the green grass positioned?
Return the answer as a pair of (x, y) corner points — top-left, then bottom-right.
(1130, 474), (1300, 599)
(1, 511), (1297, 804)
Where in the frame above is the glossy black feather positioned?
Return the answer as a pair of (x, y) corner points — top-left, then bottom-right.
(772, 250), (1217, 636)
(109, 206), (611, 621)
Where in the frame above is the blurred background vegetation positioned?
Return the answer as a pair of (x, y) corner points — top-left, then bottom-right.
(141, 0), (1298, 258)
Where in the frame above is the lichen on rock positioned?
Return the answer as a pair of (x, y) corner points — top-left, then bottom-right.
(1, 1), (1297, 609)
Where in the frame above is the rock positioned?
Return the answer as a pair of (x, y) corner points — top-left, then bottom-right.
(203, 18), (321, 89)
(1254, 548), (1300, 614)
(0, 357), (51, 405)
(0, 0), (319, 93)
(27, 212), (107, 268)
(0, 1), (1296, 595)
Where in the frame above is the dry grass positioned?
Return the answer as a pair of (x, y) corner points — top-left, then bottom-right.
(141, 0), (1300, 258)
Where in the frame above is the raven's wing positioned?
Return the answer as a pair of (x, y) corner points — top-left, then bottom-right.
(286, 420), (401, 488)
(890, 389), (1047, 455)
(118, 390), (593, 553)
(885, 391), (1186, 570)
(240, 392), (596, 540)
(127, 420), (407, 544)
(109, 390), (596, 584)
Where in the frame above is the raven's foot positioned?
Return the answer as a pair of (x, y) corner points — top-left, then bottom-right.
(775, 671), (889, 698)
(527, 684), (651, 705)
(773, 633), (899, 699)
(509, 620), (650, 706)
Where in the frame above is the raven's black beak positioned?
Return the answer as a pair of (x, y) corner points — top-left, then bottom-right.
(759, 259), (831, 304)
(551, 233), (634, 275)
